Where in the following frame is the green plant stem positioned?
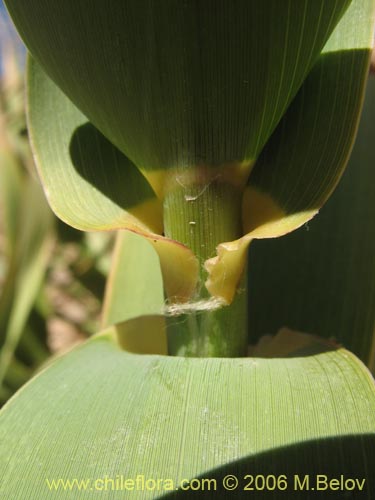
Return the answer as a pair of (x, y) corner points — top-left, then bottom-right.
(163, 176), (247, 357)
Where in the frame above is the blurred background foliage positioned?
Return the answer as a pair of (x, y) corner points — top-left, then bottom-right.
(0, 7), (114, 406)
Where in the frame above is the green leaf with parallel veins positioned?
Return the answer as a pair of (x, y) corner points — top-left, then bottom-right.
(19, 2), (375, 306)
(6, 0), (354, 198)
(102, 231), (164, 328)
(26, 57), (163, 235)
(248, 76), (375, 369)
(206, 0), (375, 303)
(27, 59), (202, 303)
(0, 326), (375, 499)
(245, 0), (375, 220)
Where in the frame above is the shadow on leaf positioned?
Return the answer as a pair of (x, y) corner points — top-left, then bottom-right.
(160, 434), (375, 499)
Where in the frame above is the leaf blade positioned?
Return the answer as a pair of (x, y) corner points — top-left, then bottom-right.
(0, 329), (375, 498)
(248, 76), (375, 367)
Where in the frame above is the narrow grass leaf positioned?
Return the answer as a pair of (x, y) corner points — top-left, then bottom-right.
(0, 178), (54, 391)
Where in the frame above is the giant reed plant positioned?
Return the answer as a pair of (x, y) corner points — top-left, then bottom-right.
(1, 2), (375, 499)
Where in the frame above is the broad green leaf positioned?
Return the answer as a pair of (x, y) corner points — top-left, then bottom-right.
(8, 1), (375, 308)
(27, 59), (199, 302)
(206, 0), (375, 303)
(247, 76), (375, 369)
(5, 1), (351, 191)
(0, 328), (375, 499)
(26, 57), (162, 235)
(21, 2), (375, 307)
(102, 231), (164, 327)
(245, 0), (375, 216)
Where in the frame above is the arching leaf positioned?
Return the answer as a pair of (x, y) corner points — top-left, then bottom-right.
(206, 0), (375, 303)
(0, 328), (375, 498)
(5, 0), (351, 193)
(247, 76), (375, 368)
